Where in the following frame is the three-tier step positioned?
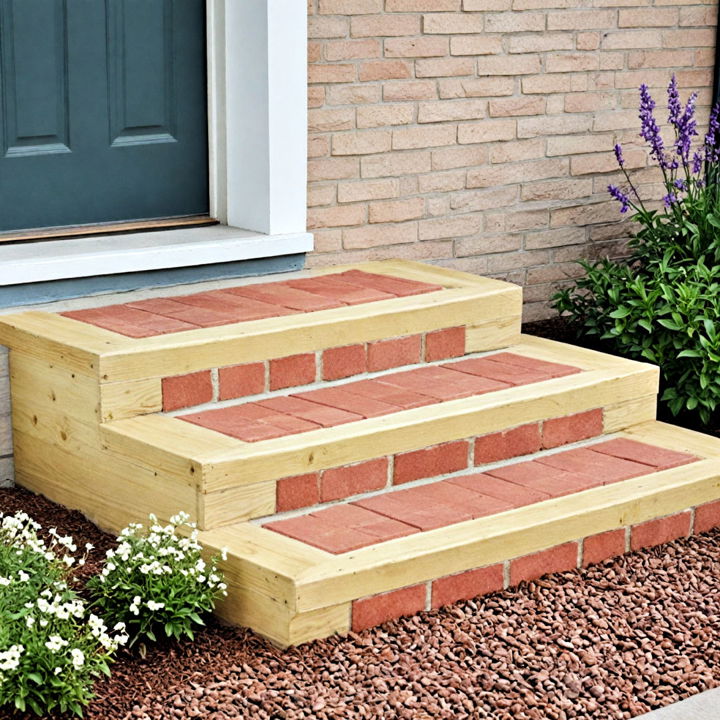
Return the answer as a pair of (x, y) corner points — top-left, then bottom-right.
(1, 260), (720, 647)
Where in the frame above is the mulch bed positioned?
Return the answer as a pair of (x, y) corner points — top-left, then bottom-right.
(2, 485), (719, 720)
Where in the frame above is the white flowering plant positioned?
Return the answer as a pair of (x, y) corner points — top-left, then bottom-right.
(0, 511), (128, 716)
(88, 512), (227, 647)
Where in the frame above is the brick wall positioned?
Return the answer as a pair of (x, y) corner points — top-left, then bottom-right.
(306, 0), (717, 320)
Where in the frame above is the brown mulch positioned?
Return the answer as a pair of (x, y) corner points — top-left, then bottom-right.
(2, 486), (719, 720)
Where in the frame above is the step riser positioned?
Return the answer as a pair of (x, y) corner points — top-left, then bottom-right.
(204, 449), (720, 647)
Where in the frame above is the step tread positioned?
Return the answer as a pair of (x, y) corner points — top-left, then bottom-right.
(261, 437), (699, 554)
(178, 352), (581, 443)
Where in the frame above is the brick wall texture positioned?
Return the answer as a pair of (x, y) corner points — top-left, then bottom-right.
(305, 0), (718, 320)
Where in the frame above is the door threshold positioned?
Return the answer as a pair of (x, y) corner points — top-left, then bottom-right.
(0, 215), (218, 244)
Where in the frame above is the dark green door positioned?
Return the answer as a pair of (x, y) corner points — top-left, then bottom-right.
(0, 0), (208, 234)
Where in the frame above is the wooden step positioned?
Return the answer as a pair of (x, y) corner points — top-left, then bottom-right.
(99, 336), (658, 529)
(0, 261), (521, 423)
(198, 421), (720, 647)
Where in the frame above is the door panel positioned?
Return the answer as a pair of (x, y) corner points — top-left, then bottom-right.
(0, 0), (208, 233)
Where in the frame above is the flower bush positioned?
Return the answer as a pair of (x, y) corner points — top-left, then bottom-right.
(0, 511), (127, 716)
(88, 512), (227, 647)
(554, 76), (720, 423)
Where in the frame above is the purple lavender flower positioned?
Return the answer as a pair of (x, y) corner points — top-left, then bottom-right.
(608, 184), (631, 213)
(692, 150), (703, 174)
(667, 75), (681, 126)
(639, 84), (665, 166)
(614, 143), (625, 168)
(663, 192), (678, 208)
(675, 92), (698, 162)
(704, 103), (720, 162)
(673, 178), (686, 191)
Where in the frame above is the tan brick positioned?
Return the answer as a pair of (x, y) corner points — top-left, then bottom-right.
(361, 150), (432, 177)
(564, 92), (615, 113)
(383, 80), (437, 101)
(628, 50), (695, 69)
(369, 197), (425, 223)
(546, 134), (611, 157)
(393, 125), (457, 149)
(488, 96), (546, 118)
(324, 39), (382, 61)
(423, 12), (484, 34)
(308, 184), (337, 207)
(680, 6), (717, 26)
(318, 0), (382, 12)
(384, 36), (449, 57)
(570, 148), (645, 176)
(337, 178), (399, 203)
(508, 34), (574, 53)
(419, 213), (483, 240)
(521, 178), (593, 202)
(326, 85), (381, 105)
(343, 221), (418, 248)
(458, 118), (515, 144)
(308, 42), (322, 64)
(512, 0), (576, 8)
(387, 0), (460, 9)
(432, 144), (488, 170)
(599, 52), (624, 70)
(308, 108), (355, 133)
(551, 202), (618, 228)
(467, 158), (567, 188)
(546, 54), (599, 73)
(663, 29), (715, 47)
(524, 226), (587, 249)
(308, 16), (349, 39)
(547, 9), (615, 30)
(490, 138), (545, 163)
(491, 209), (548, 232)
(521, 74), (585, 94)
(332, 130), (392, 156)
(602, 30), (662, 50)
(418, 170), (466, 193)
(487, 249), (550, 273)
(307, 135), (330, 158)
(450, 186), (518, 212)
(464, 0), (511, 8)
(619, 8), (678, 27)
(593, 109), (638, 132)
(308, 204), (366, 229)
(418, 99), (485, 123)
(518, 114), (592, 138)
(308, 86), (325, 108)
(545, 95), (565, 114)
(485, 12), (545, 32)
(351, 15), (421, 37)
(477, 54), (541, 76)
(450, 36), (503, 55)
(416, 57), (475, 77)
(313, 229), (343, 253)
(438, 77), (515, 98)
(308, 64), (356, 84)
(309, 156), (359, 181)
(456, 233), (520, 256)
(614, 69), (672, 89)
(356, 104), (414, 128)
(358, 60), (412, 81)
(426, 196), (451, 216)
(576, 32), (600, 51)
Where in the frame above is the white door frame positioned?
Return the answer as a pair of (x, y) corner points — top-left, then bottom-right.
(0, 0), (312, 287)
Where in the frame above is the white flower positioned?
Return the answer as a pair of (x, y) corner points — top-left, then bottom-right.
(220, 547), (228, 562)
(146, 601), (165, 611)
(0, 645), (24, 671)
(54, 667), (62, 676)
(85, 543), (94, 551)
(25, 616), (35, 628)
(0, 577), (10, 586)
(18, 571), (29, 582)
(45, 636), (69, 653)
(70, 649), (85, 668)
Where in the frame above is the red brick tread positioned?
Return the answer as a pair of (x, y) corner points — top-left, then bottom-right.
(60, 270), (443, 338)
(178, 352), (581, 442)
(263, 438), (698, 554)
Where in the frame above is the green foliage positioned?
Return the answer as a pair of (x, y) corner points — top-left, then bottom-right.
(88, 512), (227, 648)
(0, 512), (127, 717)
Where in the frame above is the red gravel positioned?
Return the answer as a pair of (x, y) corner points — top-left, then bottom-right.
(2, 486), (719, 720)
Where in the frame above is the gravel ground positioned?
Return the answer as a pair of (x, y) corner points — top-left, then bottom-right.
(2, 484), (719, 720)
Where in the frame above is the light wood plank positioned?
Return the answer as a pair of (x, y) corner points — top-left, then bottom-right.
(622, 420), (720, 458)
(200, 480), (277, 529)
(465, 314), (521, 353)
(294, 457), (720, 611)
(100, 378), (163, 422)
(603, 395), (657, 433)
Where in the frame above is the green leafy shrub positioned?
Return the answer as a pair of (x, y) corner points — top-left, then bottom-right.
(0, 512), (128, 716)
(554, 76), (720, 423)
(88, 512), (227, 647)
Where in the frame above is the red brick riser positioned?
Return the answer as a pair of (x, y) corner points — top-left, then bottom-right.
(274, 409), (602, 513)
(351, 502), (720, 633)
(161, 327), (466, 412)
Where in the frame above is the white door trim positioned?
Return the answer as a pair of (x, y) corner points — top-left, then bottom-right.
(0, 0), (312, 287)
